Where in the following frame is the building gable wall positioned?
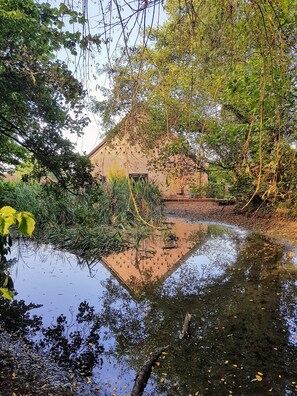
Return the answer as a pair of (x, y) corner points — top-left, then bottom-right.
(89, 135), (208, 198)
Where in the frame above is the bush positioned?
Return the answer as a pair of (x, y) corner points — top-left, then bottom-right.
(0, 178), (164, 258)
(189, 182), (227, 199)
(0, 181), (17, 207)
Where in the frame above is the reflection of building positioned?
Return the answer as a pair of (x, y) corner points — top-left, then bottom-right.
(88, 133), (208, 198)
(101, 219), (208, 295)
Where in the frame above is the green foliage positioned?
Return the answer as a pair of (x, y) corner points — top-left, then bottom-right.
(0, 179), (164, 259)
(0, 180), (17, 207)
(0, 205), (35, 300)
(108, 175), (163, 225)
(0, 206), (35, 238)
(0, 0), (94, 189)
(0, 181), (42, 215)
(189, 182), (226, 199)
(98, 0), (297, 212)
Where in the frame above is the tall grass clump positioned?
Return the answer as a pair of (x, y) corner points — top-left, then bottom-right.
(0, 177), (164, 259)
(108, 175), (163, 225)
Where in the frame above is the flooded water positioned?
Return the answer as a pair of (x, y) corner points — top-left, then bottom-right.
(1, 220), (297, 395)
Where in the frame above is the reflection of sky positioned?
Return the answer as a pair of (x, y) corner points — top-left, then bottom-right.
(9, 241), (109, 323)
(280, 281), (297, 347)
(8, 241), (136, 390)
(162, 228), (243, 296)
(5, 223), (297, 394)
(6, 227), (242, 390)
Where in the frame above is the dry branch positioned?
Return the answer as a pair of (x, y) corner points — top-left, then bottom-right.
(180, 312), (192, 339)
(131, 345), (169, 396)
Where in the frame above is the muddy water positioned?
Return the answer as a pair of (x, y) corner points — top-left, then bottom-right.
(1, 221), (296, 395)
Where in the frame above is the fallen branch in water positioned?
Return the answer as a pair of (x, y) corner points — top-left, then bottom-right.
(131, 345), (169, 396)
(180, 312), (192, 339)
(131, 312), (192, 395)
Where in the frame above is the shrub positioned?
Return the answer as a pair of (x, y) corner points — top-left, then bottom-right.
(0, 177), (164, 259)
(0, 181), (17, 207)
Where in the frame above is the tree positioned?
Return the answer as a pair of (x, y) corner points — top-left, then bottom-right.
(0, 0), (95, 189)
(97, 0), (297, 209)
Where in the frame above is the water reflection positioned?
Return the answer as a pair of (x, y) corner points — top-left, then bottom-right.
(0, 223), (296, 395)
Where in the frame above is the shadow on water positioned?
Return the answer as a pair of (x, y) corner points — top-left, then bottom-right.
(0, 221), (296, 395)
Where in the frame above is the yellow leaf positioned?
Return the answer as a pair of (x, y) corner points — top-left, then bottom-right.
(0, 206), (16, 216)
(86, 377), (91, 384)
(255, 375), (263, 381)
(257, 372), (263, 376)
(0, 288), (14, 300)
(0, 207), (16, 235)
(160, 377), (165, 383)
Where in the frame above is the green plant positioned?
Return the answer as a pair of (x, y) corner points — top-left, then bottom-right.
(0, 177), (164, 260)
(0, 206), (35, 300)
(189, 182), (227, 199)
(0, 180), (17, 207)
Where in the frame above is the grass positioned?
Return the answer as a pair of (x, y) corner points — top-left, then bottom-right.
(0, 177), (164, 259)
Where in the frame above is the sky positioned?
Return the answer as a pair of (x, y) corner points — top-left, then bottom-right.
(50, 0), (167, 154)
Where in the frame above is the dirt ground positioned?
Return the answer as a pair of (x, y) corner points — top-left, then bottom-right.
(165, 200), (297, 248)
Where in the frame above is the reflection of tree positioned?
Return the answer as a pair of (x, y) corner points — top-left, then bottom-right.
(37, 301), (103, 376)
(99, 233), (297, 395)
(0, 299), (104, 380)
(0, 298), (42, 337)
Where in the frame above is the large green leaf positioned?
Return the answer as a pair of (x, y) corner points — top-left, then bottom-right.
(16, 211), (35, 236)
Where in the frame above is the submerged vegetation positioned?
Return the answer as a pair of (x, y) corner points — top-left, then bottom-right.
(0, 177), (163, 260)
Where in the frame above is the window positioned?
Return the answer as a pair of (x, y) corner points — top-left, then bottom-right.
(129, 173), (148, 182)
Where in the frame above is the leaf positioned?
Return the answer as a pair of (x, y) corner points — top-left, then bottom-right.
(16, 211), (35, 236)
(0, 287), (14, 300)
(0, 206), (16, 217)
(0, 207), (16, 236)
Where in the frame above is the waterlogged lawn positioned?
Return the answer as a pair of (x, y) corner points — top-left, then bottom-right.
(1, 220), (297, 395)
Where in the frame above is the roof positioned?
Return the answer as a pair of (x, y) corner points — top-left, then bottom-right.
(88, 106), (150, 158)
(88, 138), (108, 158)
(2, 173), (19, 181)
